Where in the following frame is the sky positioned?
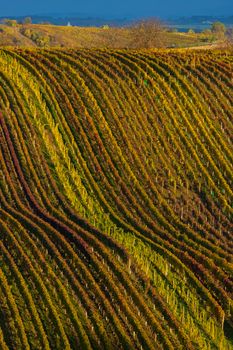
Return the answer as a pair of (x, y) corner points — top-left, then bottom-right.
(1, 0), (232, 18)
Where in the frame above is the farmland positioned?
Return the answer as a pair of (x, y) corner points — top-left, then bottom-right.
(0, 23), (216, 48)
(0, 48), (232, 349)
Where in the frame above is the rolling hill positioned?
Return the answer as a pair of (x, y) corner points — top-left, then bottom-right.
(0, 24), (215, 48)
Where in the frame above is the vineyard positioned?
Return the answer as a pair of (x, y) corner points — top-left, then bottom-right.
(0, 48), (232, 350)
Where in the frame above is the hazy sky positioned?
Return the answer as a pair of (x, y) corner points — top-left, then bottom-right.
(1, 0), (232, 18)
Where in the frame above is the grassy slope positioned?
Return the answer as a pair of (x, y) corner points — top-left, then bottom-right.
(0, 48), (232, 350)
(0, 23), (214, 48)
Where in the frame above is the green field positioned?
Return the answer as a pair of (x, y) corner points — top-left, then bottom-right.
(0, 48), (232, 349)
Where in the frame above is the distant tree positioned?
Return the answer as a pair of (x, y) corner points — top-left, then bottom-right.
(128, 18), (166, 48)
(20, 27), (51, 47)
(211, 21), (226, 38)
(3, 19), (18, 27)
(24, 17), (32, 24)
(188, 29), (195, 34)
(201, 28), (215, 42)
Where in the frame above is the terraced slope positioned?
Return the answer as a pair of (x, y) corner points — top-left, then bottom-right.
(0, 48), (232, 350)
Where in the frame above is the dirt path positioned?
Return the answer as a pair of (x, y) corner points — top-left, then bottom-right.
(185, 42), (228, 50)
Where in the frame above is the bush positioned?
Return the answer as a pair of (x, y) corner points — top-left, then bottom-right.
(24, 17), (32, 25)
(188, 29), (195, 34)
(3, 19), (18, 27)
(20, 27), (51, 47)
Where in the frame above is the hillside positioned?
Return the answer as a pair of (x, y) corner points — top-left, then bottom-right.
(0, 48), (232, 350)
(0, 24), (215, 48)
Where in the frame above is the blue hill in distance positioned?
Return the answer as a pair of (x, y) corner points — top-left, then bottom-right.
(0, 13), (232, 32)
